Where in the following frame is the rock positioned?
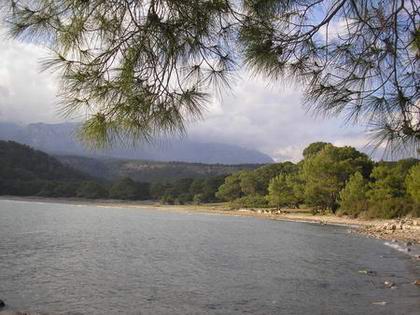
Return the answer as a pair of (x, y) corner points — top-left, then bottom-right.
(358, 270), (377, 276)
(406, 241), (413, 246)
(414, 280), (420, 286)
(392, 239), (397, 243)
(406, 248), (411, 252)
(0, 312), (49, 315)
(0, 299), (4, 308)
(384, 281), (396, 288)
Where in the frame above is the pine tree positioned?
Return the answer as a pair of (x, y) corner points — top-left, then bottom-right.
(339, 172), (368, 217)
(2, 1), (418, 148)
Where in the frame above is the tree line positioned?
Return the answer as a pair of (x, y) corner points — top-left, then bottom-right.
(216, 142), (420, 219)
(1, 140), (419, 218)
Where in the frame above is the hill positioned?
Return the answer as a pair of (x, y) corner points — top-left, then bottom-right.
(0, 122), (274, 164)
(56, 155), (262, 183)
(0, 141), (90, 196)
(0, 141), (262, 201)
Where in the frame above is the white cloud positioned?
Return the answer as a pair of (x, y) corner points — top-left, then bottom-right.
(0, 31), (60, 124)
(0, 33), (373, 161)
(188, 73), (368, 161)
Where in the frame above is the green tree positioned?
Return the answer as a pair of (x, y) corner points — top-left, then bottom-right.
(77, 181), (109, 199)
(109, 177), (149, 200)
(189, 179), (205, 196)
(199, 176), (226, 203)
(338, 172), (368, 217)
(367, 160), (418, 218)
(302, 142), (331, 159)
(229, 194), (268, 209)
(171, 178), (194, 197)
(252, 162), (297, 195)
(216, 173), (242, 201)
(286, 173), (305, 207)
(150, 182), (169, 200)
(239, 171), (259, 195)
(267, 174), (298, 208)
(302, 144), (373, 212)
(4, 1), (418, 146)
(406, 164), (420, 205)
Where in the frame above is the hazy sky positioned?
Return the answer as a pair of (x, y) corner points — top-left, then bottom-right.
(0, 30), (372, 161)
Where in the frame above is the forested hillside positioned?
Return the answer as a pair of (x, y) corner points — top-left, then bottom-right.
(0, 141), (89, 196)
(56, 155), (261, 182)
(0, 141), (239, 201)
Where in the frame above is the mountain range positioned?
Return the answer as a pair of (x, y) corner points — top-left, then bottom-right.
(0, 122), (274, 164)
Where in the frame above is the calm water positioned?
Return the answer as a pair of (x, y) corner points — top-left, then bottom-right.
(0, 200), (419, 315)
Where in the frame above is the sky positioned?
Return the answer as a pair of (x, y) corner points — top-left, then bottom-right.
(0, 30), (373, 162)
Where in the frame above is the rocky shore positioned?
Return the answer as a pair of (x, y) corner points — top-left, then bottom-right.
(264, 213), (420, 245)
(357, 218), (420, 244)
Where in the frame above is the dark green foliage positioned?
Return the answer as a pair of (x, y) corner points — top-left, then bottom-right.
(302, 142), (331, 159)
(267, 173), (303, 209)
(302, 145), (373, 212)
(216, 173), (243, 201)
(57, 155), (259, 183)
(0, 141), (88, 182)
(338, 172), (368, 217)
(109, 177), (150, 200)
(190, 176), (226, 203)
(77, 181), (109, 199)
(365, 197), (415, 219)
(229, 195), (269, 210)
(37, 181), (80, 198)
(217, 162), (298, 202)
(406, 164), (420, 205)
(250, 162), (297, 195)
(151, 175), (226, 204)
(0, 141), (89, 197)
(366, 160), (418, 218)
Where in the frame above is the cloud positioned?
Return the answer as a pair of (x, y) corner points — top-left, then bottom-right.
(0, 32), (373, 162)
(187, 73), (368, 161)
(0, 30), (60, 124)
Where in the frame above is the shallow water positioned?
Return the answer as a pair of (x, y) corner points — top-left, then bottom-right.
(0, 199), (419, 315)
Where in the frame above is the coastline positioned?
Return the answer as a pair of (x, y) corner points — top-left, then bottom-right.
(1, 195), (419, 245)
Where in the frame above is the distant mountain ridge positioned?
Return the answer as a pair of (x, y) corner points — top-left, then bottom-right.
(0, 122), (274, 164)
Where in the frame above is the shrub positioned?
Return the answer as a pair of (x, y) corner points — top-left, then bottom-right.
(365, 197), (414, 219)
(76, 181), (108, 199)
(406, 164), (420, 205)
(229, 194), (269, 209)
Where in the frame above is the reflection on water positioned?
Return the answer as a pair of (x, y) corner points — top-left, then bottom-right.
(0, 200), (419, 314)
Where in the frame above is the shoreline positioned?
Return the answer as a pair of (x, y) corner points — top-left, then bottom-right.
(1, 196), (419, 245)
